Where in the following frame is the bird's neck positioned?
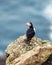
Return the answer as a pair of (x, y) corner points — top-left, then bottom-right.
(30, 26), (33, 29)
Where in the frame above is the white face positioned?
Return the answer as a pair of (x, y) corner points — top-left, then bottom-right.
(25, 22), (31, 27)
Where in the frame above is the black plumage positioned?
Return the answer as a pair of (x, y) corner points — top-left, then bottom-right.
(26, 22), (35, 41)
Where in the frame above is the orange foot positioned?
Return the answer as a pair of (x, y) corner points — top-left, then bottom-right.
(31, 37), (35, 41)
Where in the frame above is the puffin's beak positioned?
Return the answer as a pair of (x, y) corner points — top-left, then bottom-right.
(25, 22), (31, 26)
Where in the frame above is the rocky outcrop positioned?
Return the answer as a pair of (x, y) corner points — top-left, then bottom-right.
(5, 35), (52, 65)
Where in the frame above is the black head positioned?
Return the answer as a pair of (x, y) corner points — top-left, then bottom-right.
(29, 22), (33, 28)
(26, 22), (33, 29)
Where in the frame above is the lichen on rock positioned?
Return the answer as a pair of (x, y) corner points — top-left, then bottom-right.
(5, 35), (52, 65)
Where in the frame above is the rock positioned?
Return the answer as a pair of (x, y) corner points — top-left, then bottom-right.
(42, 54), (52, 65)
(5, 35), (52, 65)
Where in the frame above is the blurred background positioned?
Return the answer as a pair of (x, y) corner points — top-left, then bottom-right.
(0, 0), (52, 56)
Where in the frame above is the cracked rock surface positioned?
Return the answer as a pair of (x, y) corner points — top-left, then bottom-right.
(5, 35), (52, 65)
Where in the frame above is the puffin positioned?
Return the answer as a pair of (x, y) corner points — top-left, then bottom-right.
(25, 22), (35, 42)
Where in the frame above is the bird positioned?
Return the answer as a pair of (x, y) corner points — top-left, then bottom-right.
(25, 22), (36, 42)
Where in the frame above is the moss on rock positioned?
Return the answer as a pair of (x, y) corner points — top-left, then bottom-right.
(5, 35), (52, 65)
